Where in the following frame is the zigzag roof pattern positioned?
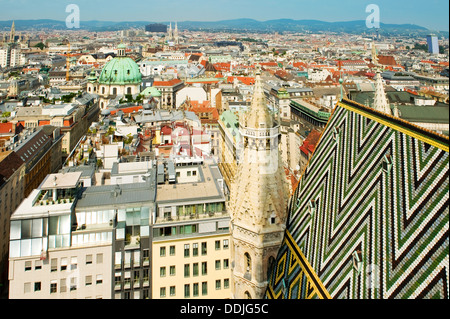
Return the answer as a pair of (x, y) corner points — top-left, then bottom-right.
(266, 98), (449, 299)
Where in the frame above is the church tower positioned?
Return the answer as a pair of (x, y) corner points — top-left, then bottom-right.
(9, 21), (15, 43)
(229, 71), (289, 299)
(371, 42), (391, 115)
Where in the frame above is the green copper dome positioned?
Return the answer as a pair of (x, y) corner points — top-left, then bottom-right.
(98, 56), (142, 85)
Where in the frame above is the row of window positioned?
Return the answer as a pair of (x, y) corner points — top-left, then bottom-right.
(160, 279), (230, 298)
(47, 253), (104, 272)
(24, 253), (104, 273)
(24, 275), (103, 294)
(159, 239), (229, 257)
(159, 258), (229, 277)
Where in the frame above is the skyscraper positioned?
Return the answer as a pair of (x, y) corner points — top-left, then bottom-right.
(427, 34), (439, 55)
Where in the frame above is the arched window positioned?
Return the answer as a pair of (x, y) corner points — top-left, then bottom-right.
(102, 87), (105, 94)
(127, 87), (132, 95)
(112, 87), (117, 95)
(244, 253), (252, 273)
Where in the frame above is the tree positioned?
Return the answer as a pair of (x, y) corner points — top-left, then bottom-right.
(34, 42), (47, 50)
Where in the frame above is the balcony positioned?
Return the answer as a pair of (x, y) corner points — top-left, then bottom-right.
(33, 189), (76, 207)
(155, 210), (229, 224)
(124, 235), (140, 249)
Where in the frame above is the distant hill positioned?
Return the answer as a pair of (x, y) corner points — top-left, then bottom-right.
(0, 18), (447, 37)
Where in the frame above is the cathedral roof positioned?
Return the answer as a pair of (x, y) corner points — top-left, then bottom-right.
(266, 98), (449, 299)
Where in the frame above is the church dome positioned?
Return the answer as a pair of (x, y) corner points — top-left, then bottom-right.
(98, 56), (142, 86)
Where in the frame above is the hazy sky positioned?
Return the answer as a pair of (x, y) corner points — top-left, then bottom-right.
(0, 0), (448, 31)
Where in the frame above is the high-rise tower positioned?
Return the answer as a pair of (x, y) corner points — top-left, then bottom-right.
(229, 72), (289, 299)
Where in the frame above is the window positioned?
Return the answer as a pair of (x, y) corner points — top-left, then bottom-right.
(61, 258), (68, 271)
(114, 272), (121, 288)
(201, 242), (207, 255)
(70, 257), (77, 271)
(224, 259), (229, 269)
(85, 275), (92, 286)
(170, 265), (176, 276)
(160, 246), (166, 257)
(216, 280), (221, 290)
(193, 243), (198, 256)
(35, 260), (42, 270)
(50, 281), (57, 294)
(96, 253), (103, 264)
(270, 216), (276, 224)
(34, 282), (41, 292)
(96, 275), (103, 285)
(215, 260), (221, 270)
(184, 244), (190, 257)
(215, 240), (220, 250)
(202, 282), (208, 296)
(170, 286), (176, 296)
(193, 263), (199, 276)
(193, 283), (199, 297)
(160, 266), (166, 277)
(143, 249), (150, 262)
(224, 278), (229, 289)
(142, 268), (149, 282)
(184, 284), (190, 298)
(223, 239), (229, 249)
(245, 253), (252, 273)
(24, 282), (31, 294)
(25, 261), (32, 271)
(192, 170), (197, 176)
(60, 279), (67, 293)
(160, 287), (166, 298)
(184, 264), (190, 278)
(86, 254), (93, 265)
(50, 258), (57, 272)
(170, 245), (175, 256)
(202, 262), (207, 275)
(70, 277), (77, 291)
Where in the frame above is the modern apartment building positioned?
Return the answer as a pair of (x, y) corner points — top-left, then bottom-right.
(8, 158), (231, 299)
(152, 160), (231, 299)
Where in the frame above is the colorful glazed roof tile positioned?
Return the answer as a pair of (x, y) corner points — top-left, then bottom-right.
(266, 98), (449, 299)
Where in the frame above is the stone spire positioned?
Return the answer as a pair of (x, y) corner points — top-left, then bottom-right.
(229, 72), (289, 299)
(371, 42), (391, 115)
(244, 73), (273, 129)
(174, 22), (179, 44)
(168, 22), (173, 40)
(9, 21), (15, 43)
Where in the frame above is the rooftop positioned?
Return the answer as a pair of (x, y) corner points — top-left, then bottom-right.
(40, 172), (82, 190)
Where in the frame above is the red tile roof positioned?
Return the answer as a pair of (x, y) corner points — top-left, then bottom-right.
(227, 76), (255, 85)
(153, 79), (183, 87)
(0, 123), (13, 134)
(300, 129), (322, 155)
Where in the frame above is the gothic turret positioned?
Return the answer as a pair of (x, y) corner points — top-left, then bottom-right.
(229, 72), (289, 299)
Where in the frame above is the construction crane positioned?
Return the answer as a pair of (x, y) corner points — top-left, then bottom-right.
(66, 42), (71, 82)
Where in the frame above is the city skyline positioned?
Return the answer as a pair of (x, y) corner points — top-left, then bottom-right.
(0, 0), (448, 31)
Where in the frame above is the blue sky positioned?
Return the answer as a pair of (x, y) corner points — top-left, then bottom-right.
(0, 0), (448, 31)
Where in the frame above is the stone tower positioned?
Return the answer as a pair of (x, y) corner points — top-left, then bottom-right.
(371, 42), (391, 115)
(9, 21), (15, 43)
(229, 72), (289, 299)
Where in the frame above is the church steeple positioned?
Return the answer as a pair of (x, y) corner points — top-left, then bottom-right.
(229, 72), (289, 299)
(9, 21), (15, 43)
(371, 42), (391, 115)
